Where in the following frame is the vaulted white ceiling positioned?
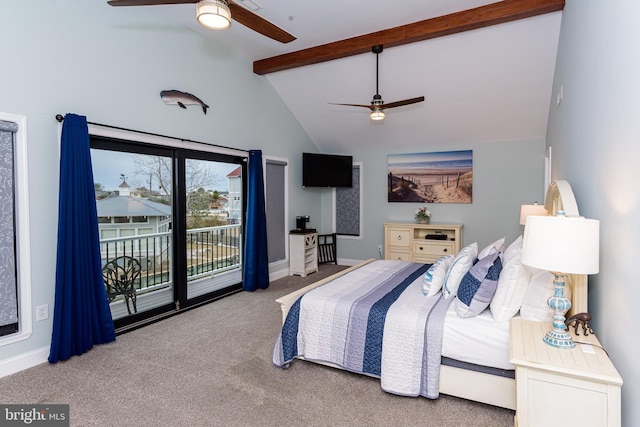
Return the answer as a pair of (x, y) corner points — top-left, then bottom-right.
(148, 0), (562, 153)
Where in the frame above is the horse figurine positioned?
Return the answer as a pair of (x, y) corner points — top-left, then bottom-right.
(565, 312), (594, 336)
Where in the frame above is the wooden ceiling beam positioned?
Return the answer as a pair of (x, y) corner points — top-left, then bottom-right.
(253, 0), (564, 75)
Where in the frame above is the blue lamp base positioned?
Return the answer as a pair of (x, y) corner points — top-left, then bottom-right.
(543, 272), (575, 349)
(543, 329), (576, 349)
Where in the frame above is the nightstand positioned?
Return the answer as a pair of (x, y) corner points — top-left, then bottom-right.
(510, 318), (622, 427)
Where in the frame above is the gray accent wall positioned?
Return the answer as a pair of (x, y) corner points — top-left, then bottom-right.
(546, 1), (640, 425)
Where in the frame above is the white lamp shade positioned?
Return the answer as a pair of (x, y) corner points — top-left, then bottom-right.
(522, 215), (599, 274)
(519, 204), (548, 225)
(197, 0), (231, 30)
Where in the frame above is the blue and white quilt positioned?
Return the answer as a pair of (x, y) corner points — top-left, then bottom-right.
(273, 260), (453, 399)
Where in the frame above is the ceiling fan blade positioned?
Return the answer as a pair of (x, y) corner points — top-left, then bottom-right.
(107, 0), (197, 5)
(108, 0), (296, 44)
(329, 102), (374, 109)
(380, 96), (425, 110)
(228, 2), (296, 43)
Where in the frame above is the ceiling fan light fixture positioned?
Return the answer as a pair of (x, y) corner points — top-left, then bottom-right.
(370, 109), (385, 121)
(197, 0), (232, 30)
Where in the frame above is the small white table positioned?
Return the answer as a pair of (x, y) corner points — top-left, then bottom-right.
(289, 231), (318, 277)
(510, 318), (622, 427)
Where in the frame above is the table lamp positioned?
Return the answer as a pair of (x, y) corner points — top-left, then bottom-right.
(521, 213), (599, 349)
(519, 203), (548, 225)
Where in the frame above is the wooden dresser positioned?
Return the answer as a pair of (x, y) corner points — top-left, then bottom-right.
(384, 223), (463, 264)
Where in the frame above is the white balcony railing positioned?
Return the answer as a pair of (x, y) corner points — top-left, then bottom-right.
(100, 224), (242, 297)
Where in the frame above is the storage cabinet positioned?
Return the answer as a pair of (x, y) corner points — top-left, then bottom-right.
(289, 232), (318, 277)
(384, 223), (463, 263)
(510, 318), (622, 427)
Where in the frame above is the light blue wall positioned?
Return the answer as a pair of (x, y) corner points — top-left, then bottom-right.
(0, 0), (319, 363)
(313, 140), (546, 261)
(546, 1), (640, 425)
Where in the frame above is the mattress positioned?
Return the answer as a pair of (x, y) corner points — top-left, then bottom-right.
(442, 301), (514, 370)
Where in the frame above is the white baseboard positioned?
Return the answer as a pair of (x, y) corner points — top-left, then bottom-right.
(0, 346), (49, 378)
(269, 267), (290, 282)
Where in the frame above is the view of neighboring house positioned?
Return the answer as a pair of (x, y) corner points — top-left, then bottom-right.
(96, 179), (172, 244)
(226, 167), (242, 223)
(210, 193), (228, 211)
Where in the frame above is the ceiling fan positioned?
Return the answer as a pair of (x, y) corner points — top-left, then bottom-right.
(330, 45), (425, 121)
(107, 0), (296, 44)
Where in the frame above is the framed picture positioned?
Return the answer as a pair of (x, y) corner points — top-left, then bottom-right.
(387, 150), (472, 203)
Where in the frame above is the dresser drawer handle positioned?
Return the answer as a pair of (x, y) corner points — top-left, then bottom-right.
(443, 248), (448, 252)
(419, 246), (423, 251)
(397, 236), (402, 240)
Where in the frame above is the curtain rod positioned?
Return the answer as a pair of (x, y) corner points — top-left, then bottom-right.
(55, 114), (249, 155)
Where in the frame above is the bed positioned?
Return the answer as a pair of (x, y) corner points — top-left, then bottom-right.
(273, 180), (588, 409)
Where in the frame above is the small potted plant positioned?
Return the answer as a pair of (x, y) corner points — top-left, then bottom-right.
(415, 206), (431, 224)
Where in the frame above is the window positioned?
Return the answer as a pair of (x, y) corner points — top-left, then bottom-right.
(265, 157), (288, 263)
(334, 163), (362, 237)
(101, 229), (117, 239)
(119, 228), (135, 238)
(0, 112), (32, 345)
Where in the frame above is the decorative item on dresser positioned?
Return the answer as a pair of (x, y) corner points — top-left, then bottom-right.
(289, 230), (318, 277)
(415, 206), (431, 224)
(384, 223), (462, 263)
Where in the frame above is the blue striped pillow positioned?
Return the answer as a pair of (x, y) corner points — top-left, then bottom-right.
(455, 251), (503, 318)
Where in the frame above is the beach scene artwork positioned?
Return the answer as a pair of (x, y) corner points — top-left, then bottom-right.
(387, 150), (473, 203)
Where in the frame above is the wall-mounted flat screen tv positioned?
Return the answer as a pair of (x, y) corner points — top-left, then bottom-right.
(302, 152), (353, 188)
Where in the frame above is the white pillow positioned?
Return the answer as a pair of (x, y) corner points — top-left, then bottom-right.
(478, 237), (505, 260)
(490, 258), (531, 322)
(442, 242), (478, 299)
(503, 235), (523, 266)
(423, 255), (454, 297)
(520, 269), (572, 322)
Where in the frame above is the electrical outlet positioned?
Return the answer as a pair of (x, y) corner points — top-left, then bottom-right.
(36, 304), (49, 321)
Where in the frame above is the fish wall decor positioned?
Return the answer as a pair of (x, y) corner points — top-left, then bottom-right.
(160, 90), (209, 114)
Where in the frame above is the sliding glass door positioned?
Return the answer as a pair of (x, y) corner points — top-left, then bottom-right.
(90, 137), (245, 330)
(181, 154), (244, 302)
